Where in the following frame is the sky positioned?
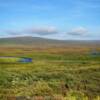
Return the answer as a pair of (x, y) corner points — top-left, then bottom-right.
(0, 0), (100, 40)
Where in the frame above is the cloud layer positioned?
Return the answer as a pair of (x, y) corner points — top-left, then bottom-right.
(2, 26), (58, 37)
(24, 27), (58, 35)
(67, 27), (88, 36)
(0, 26), (99, 40)
(4, 26), (88, 36)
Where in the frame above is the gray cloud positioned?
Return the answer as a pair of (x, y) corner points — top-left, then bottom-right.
(2, 26), (90, 39)
(24, 27), (58, 35)
(67, 27), (88, 36)
(5, 30), (20, 35)
(4, 27), (58, 36)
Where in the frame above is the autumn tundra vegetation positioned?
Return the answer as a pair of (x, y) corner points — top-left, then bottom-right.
(0, 38), (100, 100)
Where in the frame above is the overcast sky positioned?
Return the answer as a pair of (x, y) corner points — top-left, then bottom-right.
(0, 0), (100, 40)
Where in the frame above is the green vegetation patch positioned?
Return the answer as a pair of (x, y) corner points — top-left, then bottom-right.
(0, 47), (100, 100)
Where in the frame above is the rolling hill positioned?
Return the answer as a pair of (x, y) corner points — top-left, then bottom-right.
(0, 36), (100, 47)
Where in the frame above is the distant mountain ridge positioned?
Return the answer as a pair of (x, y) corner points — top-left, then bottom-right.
(0, 36), (100, 47)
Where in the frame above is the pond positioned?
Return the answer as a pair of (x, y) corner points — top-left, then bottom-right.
(0, 57), (32, 63)
(19, 58), (32, 63)
(90, 50), (100, 56)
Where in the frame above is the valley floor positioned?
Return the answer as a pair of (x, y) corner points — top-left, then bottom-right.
(0, 46), (100, 100)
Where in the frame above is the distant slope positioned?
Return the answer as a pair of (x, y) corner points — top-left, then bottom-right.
(0, 36), (100, 47)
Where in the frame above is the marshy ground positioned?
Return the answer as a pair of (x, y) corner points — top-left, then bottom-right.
(0, 46), (100, 100)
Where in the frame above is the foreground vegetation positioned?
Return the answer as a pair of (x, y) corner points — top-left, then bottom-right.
(0, 46), (100, 100)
